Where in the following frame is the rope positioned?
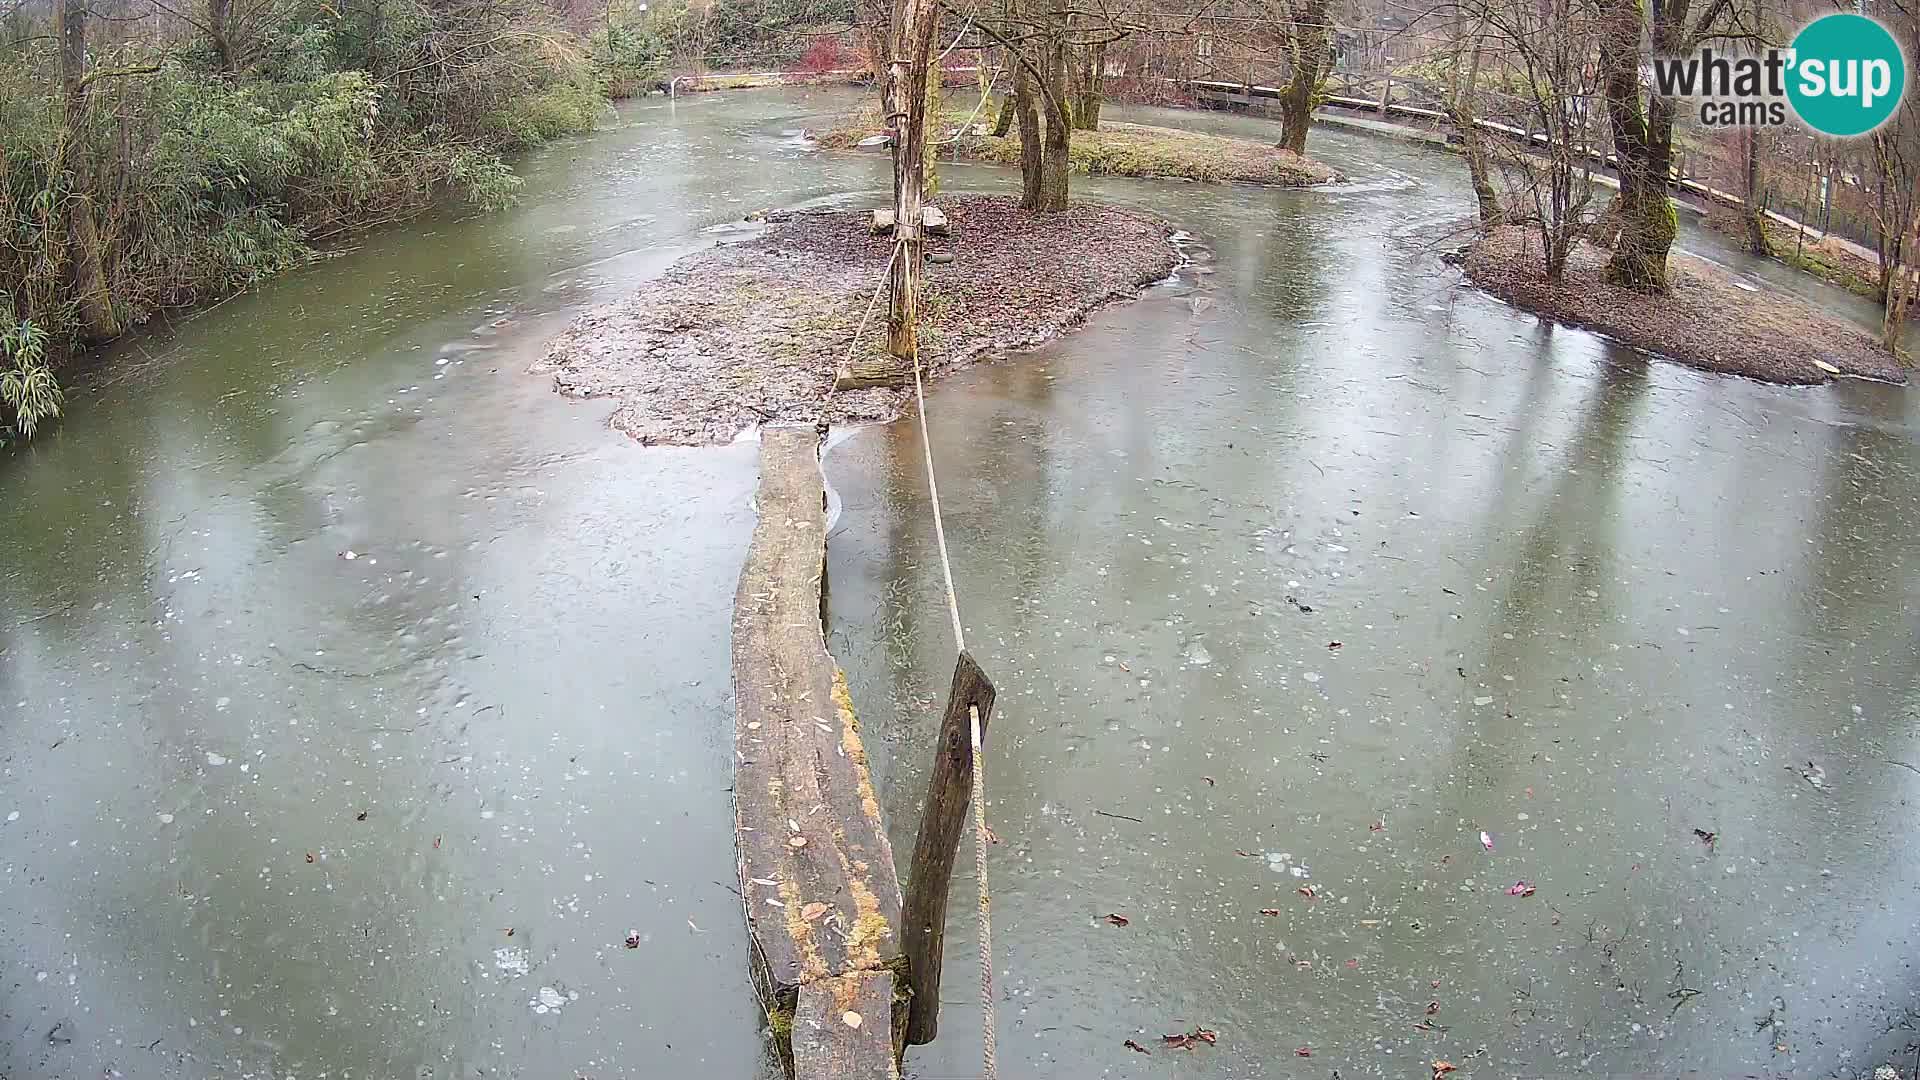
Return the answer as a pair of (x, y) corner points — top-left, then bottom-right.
(969, 702), (995, 1079)
(909, 336), (967, 654)
(938, 74), (1000, 147)
(908, 312), (995, 1080)
(815, 238), (905, 425)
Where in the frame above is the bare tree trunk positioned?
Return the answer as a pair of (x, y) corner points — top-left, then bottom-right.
(1873, 137), (1898, 302)
(1011, 19), (1044, 208)
(1882, 181), (1920, 352)
(57, 0), (120, 343)
(1885, 257), (1912, 353)
(992, 92), (1015, 136)
(208, 0), (236, 73)
(1276, 0), (1330, 155)
(861, 1), (891, 111)
(1597, 0), (1675, 291)
(1072, 41), (1104, 130)
(1742, 129), (1771, 256)
(1034, 11), (1070, 211)
(882, 0), (939, 372)
(924, 51), (940, 198)
(1446, 24), (1500, 227)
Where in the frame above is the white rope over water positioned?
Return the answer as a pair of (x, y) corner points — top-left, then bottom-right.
(823, 218), (995, 1078)
(909, 330), (997, 1080)
(815, 238), (906, 424)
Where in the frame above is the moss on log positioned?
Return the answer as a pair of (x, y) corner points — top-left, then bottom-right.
(732, 425), (908, 1077)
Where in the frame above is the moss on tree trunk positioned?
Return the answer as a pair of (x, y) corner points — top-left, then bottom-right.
(1035, 33), (1071, 211)
(57, 0), (122, 343)
(1597, 0), (1688, 292)
(1276, 0), (1331, 155)
(1072, 42), (1104, 130)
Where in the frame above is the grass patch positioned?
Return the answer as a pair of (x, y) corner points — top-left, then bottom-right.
(1760, 222), (1883, 300)
(815, 108), (1336, 187)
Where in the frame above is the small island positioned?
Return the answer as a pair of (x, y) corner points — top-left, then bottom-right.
(536, 195), (1181, 445)
(814, 108), (1338, 188)
(1464, 225), (1904, 385)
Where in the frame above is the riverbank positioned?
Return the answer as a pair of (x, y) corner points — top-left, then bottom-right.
(813, 109), (1336, 187)
(0, 9), (623, 444)
(535, 194), (1179, 445)
(1464, 225), (1906, 384)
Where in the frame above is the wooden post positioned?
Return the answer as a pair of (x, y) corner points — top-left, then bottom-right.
(885, 0), (940, 375)
(900, 650), (996, 1046)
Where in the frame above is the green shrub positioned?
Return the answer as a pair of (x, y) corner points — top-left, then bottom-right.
(1, 309), (60, 442)
(0, 0), (623, 441)
(593, 4), (671, 98)
(489, 80), (606, 151)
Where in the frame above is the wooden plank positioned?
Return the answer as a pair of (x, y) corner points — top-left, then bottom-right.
(732, 425), (906, 1076)
(900, 650), (996, 1045)
(792, 971), (904, 1080)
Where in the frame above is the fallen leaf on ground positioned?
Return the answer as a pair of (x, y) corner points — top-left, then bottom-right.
(1295, 1046), (1313, 1057)
(1506, 880), (1536, 897)
(1259, 908), (1281, 916)
(1123, 1039), (1150, 1054)
(1345, 958), (1360, 968)
(802, 902), (831, 922)
(1433, 1062), (1458, 1079)
(1297, 885), (1316, 900)
(1104, 913), (1130, 927)
(1162, 1028), (1218, 1049)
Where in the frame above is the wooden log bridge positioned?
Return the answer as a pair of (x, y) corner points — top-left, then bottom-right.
(732, 425), (907, 1078)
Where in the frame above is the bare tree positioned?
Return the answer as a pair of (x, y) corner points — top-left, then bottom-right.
(1071, 39), (1104, 128)
(1444, 9), (1502, 226)
(56, 0), (121, 341)
(1593, 0), (1750, 291)
(1466, 0), (1603, 279)
(1740, 129), (1770, 255)
(1275, 0), (1329, 154)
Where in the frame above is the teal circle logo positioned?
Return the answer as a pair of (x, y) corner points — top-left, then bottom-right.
(1787, 14), (1906, 137)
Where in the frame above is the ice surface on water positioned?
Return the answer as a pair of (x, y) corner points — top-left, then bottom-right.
(493, 946), (530, 978)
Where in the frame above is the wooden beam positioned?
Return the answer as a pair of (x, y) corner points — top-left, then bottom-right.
(732, 425), (907, 1077)
(900, 650), (996, 1045)
(793, 971), (904, 1079)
